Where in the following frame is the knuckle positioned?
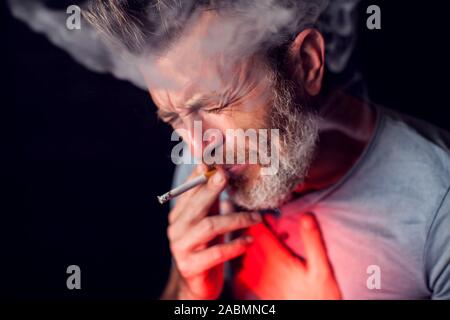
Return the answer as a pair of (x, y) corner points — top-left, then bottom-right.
(168, 210), (177, 224)
(230, 215), (245, 228)
(177, 260), (190, 276)
(201, 217), (216, 234)
(166, 225), (177, 241)
(211, 247), (225, 262)
(170, 240), (185, 254)
(239, 213), (252, 226)
(178, 258), (199, 279)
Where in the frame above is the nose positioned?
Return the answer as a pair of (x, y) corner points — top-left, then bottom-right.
(188, 128), (203, 162)
(182, 119), (206, 163)
(183, 119), (223, 165)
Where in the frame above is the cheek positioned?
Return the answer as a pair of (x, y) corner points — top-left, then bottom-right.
(199, 114), (234, 131)
(203, 109), (269, 132)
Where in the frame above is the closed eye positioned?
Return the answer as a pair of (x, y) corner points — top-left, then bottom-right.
(203, 104), (230, 114)
(204, 107), (223, 114)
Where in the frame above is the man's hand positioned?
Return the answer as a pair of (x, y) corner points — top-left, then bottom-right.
(234, 212), (342, 299)
(164, 164), (262, 300)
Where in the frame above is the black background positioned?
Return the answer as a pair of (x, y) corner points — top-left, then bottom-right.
(2, 0), (450, 299)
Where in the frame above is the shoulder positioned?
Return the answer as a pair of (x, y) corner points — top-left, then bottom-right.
(365, 106), (450, 196)
(338, 106), (450, 242)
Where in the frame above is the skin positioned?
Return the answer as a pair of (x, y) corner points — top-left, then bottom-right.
(234, 213), (341, 299)
(139, 11), (376, 299)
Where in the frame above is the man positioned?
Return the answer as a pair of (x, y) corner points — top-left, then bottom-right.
(86, 0), (450, 299)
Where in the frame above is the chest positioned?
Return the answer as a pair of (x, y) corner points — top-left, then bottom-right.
(227, 202), (430, 299)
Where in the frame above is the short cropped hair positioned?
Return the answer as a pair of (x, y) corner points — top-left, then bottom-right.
(85, 0), (326, 56)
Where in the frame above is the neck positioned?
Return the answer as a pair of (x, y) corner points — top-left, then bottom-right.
(294, 90), (377, 195)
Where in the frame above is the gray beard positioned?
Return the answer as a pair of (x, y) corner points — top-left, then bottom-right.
(228, 71), (319, 210)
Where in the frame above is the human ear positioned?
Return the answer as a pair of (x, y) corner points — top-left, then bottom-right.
(287, 28), (325, 96)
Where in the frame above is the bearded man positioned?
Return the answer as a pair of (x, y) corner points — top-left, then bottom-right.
(86, 0), (450, 299)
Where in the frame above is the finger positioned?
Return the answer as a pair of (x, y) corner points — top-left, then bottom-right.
(299, 212), (331, 275)
(168, 163), (208, 224)
(177, 167), (228, 224)
(246, 221), (306, 272)
(179, 212), (262, 251)
(219, 199), (235, 243)
(167, 169), (227, 240)
(219, 199), (234, 215)
(186, 236), (253, 276)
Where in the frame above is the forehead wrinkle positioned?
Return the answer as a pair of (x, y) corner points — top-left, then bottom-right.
(152, 88), (175, 111)
(185, 91), (220, 105)
(164, 90), (176, 110)
(159, 90), (189, 115)
(156, 108), (178, 124)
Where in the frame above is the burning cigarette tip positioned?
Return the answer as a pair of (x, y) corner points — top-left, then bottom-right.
(157, 193), (171, 205)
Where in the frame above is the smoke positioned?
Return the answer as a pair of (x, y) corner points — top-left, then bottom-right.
(183, 0), (329, 58)
(319, 0), (361, 73)
(7, 0), (147, 90)
(7, 0), (361, 92)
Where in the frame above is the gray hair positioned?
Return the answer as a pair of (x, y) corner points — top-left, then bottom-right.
(85, 0), (329, 56)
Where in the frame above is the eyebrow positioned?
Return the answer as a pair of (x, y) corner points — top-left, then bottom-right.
(156, 108), (178, 123)
(187, 92), (232, 110)
(185, 93), (211, 109)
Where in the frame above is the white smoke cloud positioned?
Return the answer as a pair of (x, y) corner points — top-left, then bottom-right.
(7, 0), (147, 90)
(7, 0), (361, 91)
(319, 0), (361, 73)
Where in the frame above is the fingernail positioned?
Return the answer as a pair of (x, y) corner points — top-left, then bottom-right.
(244, 235), (254, 244)
(251, 212), (262, 222)
(213, 172), (224, 185)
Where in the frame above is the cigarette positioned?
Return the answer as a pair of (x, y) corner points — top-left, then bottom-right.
(157, 168), (217, 204)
